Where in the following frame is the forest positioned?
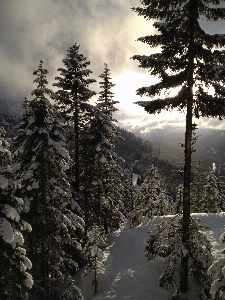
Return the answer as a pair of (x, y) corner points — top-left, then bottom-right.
(1, 0), (225, 299)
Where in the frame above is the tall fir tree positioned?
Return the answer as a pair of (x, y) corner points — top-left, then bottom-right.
(82, 224), (107, 294)
(127, 165), (172, 227)
(0, 126), (33, 299)
(53, 43), (96, 204)
(208, 231), (225, 300)
(191, 162), (205, 213)
(89, 64), (125, 233)
(132, 0), (225, 292)
(203, 170), (222, 213)
(122, 166), (136, 215)
(145, 215), (213, 299)
(13, 61), (84, 299)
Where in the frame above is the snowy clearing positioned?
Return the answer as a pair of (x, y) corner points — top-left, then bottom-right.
(75, 213), (225, 300)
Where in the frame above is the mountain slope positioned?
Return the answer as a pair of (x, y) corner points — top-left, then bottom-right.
(116, 127), (181, 193)
(140, 127), (225, 175)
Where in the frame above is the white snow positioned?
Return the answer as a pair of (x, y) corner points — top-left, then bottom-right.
(75, 213), (225, 300)
(132, 173), (141, 186)
(96, 143), (101, 151)
(2, 204), (20, 222)
(22, 256), (32, 270)
(0, 218), (14, 243)
(21, 220), (32, 232)
(0, 174), (8, 189)
(100, 154), (107, 163)
(24, 272), (34, 289)
(10, 229), (24, 248)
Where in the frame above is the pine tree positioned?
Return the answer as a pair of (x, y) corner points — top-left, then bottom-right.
(132, 0), (225, 292)
(203, 170), (222, 213)
(122, 166), (136, 215)
(175, 184), (184, 214)
(0, 126), (33, 299)
(127, 165), (172, 227)
(13, 61), (84, 299)
(191, 162), (205, 213)
(208, 231), (225, 300)
(89, 64), (125, 233)
(82, 224), (107, 294)
(53, 43), (96, 203)
(146, 215), (212, 299)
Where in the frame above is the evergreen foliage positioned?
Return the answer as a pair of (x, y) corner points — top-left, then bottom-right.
(89, 64), (125, 233)
(83, 224), (107, 294)
(0, 126), (33, 299)
(145, 215), (213, 299)
(191, 163), (225, 213)
(208, 231), (225, 300)
(191, 162), (205, 213)
(175, 184), (184, 214)
(122, 166), (136, 215)
(127, 165), (172, 227)
(53, 43), (96, 202)
(132, 0), (225, 292)
(13, 61), (84, 299)
(203, 170), (222, 213)
(116, 127), (180, 197)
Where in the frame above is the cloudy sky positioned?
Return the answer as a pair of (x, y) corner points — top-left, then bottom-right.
(1, 0), (225, 135)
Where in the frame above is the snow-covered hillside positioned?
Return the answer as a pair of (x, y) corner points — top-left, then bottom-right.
(75, 213), (225, 300)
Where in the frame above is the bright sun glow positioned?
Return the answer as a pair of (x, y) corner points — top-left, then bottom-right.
(114, 70), (158, 116)
(113, 70), (186, 130)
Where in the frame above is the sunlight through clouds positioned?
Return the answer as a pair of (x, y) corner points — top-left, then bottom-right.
(0, 0), (224, 132)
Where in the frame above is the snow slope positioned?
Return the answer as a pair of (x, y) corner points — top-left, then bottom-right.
(75, 213), (225, 300)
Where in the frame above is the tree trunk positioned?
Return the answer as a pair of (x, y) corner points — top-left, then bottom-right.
(180, 0), (196, 292)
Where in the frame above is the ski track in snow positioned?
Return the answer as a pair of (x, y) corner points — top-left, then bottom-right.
(75, 213), (225, 300)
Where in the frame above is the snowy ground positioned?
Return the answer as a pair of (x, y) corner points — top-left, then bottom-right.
(75, 213), (225, 300)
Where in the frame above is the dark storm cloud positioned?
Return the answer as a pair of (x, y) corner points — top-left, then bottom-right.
(1, 0), (224, 132)
(0, 0), (145, 112)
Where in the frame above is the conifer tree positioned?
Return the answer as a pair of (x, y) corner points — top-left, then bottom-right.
(122, 166), (136, 215)
(0, 126), (33, 299)
(53, 43), (96, 203)
(208, 231), (225, 300)
(203, 170), (222, 213)
(146, 215), (213, 299)
(132, 0), (225, 292)
(191, 162), (205, 213)
(127, 165), (172, 227)
(13, 61), (84, 299)
(89, 64), (125, 233)
(175, 184), (184, 214)
(82, 224), (107, 294)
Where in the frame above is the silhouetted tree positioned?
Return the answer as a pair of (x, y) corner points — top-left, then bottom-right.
(132, 0), (225, 293)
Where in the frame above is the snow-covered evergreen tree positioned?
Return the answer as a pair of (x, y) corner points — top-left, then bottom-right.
(191, 162), (205, 213)
(132, 0), (225, 292)
(122, 166), (136, 215)
(208, 231), (225, 300)
(53, 43), (96, 203)
(0, 126), (33, 299)
(175, 184), (183, 214)
(145, 215), (212, 299)
(89, 64), (125, 233)
(82, 224), (107, 294)
(203, 170), (222, 213)
(13, 61), (84, 299)
(128, 165), (172, 227)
